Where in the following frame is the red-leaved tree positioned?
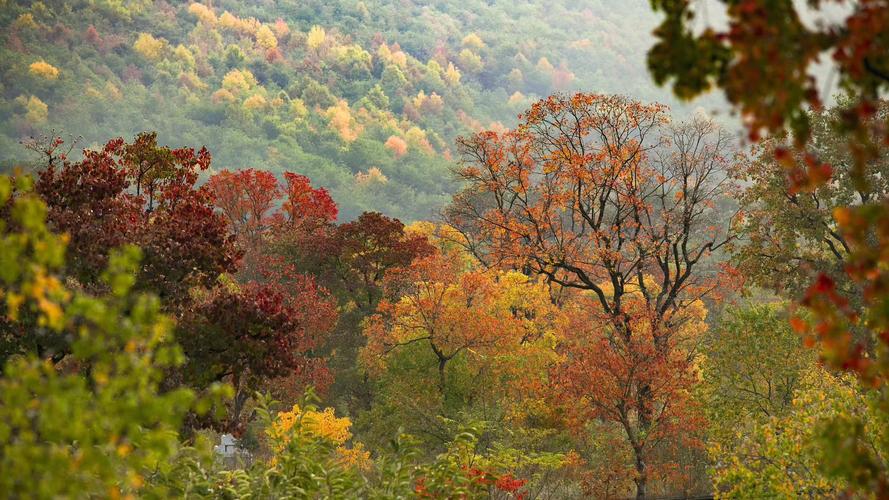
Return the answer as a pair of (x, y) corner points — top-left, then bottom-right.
(33, 132), (239, 306)
(206, 169), (337, 280)
(180, 277), (336, 431)
(318, 212), (434, 312)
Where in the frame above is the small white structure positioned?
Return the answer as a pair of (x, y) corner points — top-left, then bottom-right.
(214, 433), (239, 458)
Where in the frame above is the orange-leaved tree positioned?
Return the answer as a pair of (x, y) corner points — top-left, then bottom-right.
(360, 243), (563, 446)
(207, 169), (337, 279)
(553, 285), (709, 498)
(206, 168), (281, 250)
(363, 248), (561, 395)
(446, 93), (736, 498)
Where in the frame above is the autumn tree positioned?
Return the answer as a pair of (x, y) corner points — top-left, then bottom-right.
(384, 135), (408, 157)
(28, 60), (60, 80)
(33, 133), (239, 306)
(276, 212), (434, 414)
(29, 137), (140, 288)
(318, 212), (434, 312)
(133, 32), (167, 61)
(179, 277), (336, 431)
(207, 168), (280, 244)
(360, 245), (563, 447)
(207, 170), (336, 236)
(280, 171), (338, 230)
(201, 168), (343, 417)
(306, 25), (326, 51)
(732, 103), (889, 354)
(446, 93), (735, 498)
(206, 168), (280, 278)
(553, 284), (709, 498)
(206, 167), (389, 414)
(206, 168), (337, 275)
(256, 24), (277, 50)
(9, 133), (237, 364)
(711, 365), (886, 497)
(696, 304), (859, 497)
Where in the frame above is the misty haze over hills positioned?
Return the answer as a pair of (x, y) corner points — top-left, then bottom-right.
(0, 0), (733, 220)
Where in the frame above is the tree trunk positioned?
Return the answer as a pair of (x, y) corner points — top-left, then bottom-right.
(635, 378), (655, 499)
(638, 382), (653, 428)
(625, 318), (652, 500)
(229, 372), (249, 433)
(634, 448), (647, 499)
(437, 357), (447, 394)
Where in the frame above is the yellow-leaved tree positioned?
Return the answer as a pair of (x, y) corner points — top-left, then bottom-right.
(29, 60), (59, 80)
(133, 33), (167, 61)
(243, 94), (268, 111)
(461, 33), (484, 50)
(444, 62), (461, 86)
(710, 365), (885, 498)
(187, 2), (216, 25)
(325, 100), (361, 142)
(19, 95), (48, 124)
(306, 25), (326, 51)
(256, 24), (277, 50)
(221, 69), (256, 95)
(269, 403), (371, 470)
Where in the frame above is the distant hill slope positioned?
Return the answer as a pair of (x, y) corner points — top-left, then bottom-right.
(0, 0), (722, 220)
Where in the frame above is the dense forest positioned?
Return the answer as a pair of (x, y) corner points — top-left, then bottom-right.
(2, 1), (889, 499)
(0, 0), (718, 221)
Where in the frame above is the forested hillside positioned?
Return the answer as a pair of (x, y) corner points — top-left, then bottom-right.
(0, 0), (709, 220)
